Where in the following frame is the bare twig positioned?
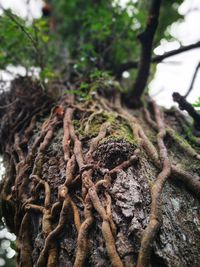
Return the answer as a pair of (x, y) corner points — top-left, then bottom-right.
(116, 41), (200, 76)
(184, 61), (200, 98)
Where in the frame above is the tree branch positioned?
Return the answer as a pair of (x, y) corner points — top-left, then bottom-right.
(116, 41), (200, 76)
(172, 92), (200, 132)
(184, 61), (200, 98)
(127, 0), (162, 107)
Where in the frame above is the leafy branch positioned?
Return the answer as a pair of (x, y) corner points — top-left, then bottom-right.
(0, 5), (44, 70)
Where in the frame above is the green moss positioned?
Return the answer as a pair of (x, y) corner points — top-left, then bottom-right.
(79, 110), (137, 145)
(179, 156), (200, 174)
(181, 123), (200, 147)
(108, 119), (136, 145)
(167, 128), (198, 157)
(72, 119), (85, 136)
(84, 112), (108, 137)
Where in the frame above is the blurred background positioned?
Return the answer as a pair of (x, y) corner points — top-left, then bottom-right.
(0, 0), (200, 266)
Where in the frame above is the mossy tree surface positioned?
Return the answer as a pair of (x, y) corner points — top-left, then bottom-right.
(0, 1), (200, 267)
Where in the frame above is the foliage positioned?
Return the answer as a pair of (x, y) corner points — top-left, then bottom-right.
(0, 9), (59, 81)
(0, 0), (184, 82)
(193, 97), (200, 112)
(67, 69), (114, 100)
(155, 0), (183, 44)
(0, 11), (36, 68)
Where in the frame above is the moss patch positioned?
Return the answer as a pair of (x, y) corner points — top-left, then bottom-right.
(84, 110), (137, 145)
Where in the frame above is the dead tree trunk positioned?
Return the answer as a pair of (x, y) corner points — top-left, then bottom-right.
(0, 77), (200, 267)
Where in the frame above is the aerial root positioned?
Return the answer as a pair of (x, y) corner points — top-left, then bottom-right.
(115, 103), (160, 165)
(95, 173), (111, 192)
(143, 106), (200, 199)
(86, 121), (110, 161)
(66, 108), (85, 170)
(88, 185), (124, 267)
(171, 165), (200, 199)
(137, 102), (171, 267)
(36, 197), (71, 267)
(105, 192), (117, 236)
(24, 176), (58, 267)
(14, 133), (25, 163)
(23, 115), (37, 140)
(74, 111), (125, 267)
(167, 128), (200, 160)
(12, 96), (200, 267)
(26, 175), (52, 236)
(73, 195), (94, 267)
(102, 220), (124, 267)
(27, 114), (58, 162)
(64, 155), (76, 186)
(70, 199), (81, 232)
(63, 108), (71, 161)
(17, 213), (33, 267)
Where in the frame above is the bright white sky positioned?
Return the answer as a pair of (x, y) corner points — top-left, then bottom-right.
(0, 0), (200, 108)
(150, 0), (200, 107)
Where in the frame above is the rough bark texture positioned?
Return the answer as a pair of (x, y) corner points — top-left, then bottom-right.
(0, 77), (200, 267)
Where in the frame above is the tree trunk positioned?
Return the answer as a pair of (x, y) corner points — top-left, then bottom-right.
(0, 77), (200, 267)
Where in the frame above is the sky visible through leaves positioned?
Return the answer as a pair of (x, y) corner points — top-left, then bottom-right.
(0, 0), (200, 107)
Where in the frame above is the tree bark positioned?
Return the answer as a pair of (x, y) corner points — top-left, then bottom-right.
(0, 77), (200, 267)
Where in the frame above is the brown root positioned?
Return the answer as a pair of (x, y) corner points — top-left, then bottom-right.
(137, 102), (171, 267)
